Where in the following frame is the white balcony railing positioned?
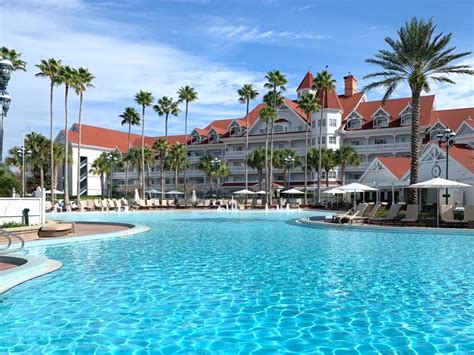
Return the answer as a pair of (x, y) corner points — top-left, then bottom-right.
(351, 142), (410, 153)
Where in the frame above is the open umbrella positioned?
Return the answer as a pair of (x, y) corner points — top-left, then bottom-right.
(410, 177), (470, 227)
(281, 188), (304, 194)
(234, 189), (255, 195)
(166, 190), (184, 195)
(45, 189), (64, 194)
(134, 189), (141, 203)
(191, 190), (197, 203)
(146, 189), (160, 194)
(255, 190), (267, 195)
(337, 182), (377, 209)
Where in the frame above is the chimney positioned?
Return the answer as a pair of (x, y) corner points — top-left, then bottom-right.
(344, 74), (357, 96)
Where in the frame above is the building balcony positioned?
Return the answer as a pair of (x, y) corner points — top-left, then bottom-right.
(351, 142), (410, 153)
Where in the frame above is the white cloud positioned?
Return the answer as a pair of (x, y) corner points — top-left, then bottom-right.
(209, 25), (329, 42)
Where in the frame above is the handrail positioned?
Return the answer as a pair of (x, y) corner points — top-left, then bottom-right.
(0, 229), (25, 254)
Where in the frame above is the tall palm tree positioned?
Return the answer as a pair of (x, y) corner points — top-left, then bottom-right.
(335, 146), (361, 185)
(198, 156), (229, 196)
(247, 147), (266, 190)
(52, 143), (70, 194)
(90, 152), (110, 199)
(321, 148), (336, 189)
(154, 96), (180, 138)
(297, 92), (321, 204)
(312, 69), (336, 204)
(0, 163), (20, 197)
(35, 58), (63, 201)
(167, 143), (188, 190)
(273, 148), (301, 189)
(264, 70), (287, 204)
(25, 132), (49, 188)
(143, 146), (155, 194)
(364, 17), (473, 204)
(119, 107), (141, 198)
(59, 65), (78, 207)
(237, 84), (259, 190)
(125, 146), (142, 195)
(177, 86), (198, 198)
(73, 67), (95, 203)
(259, 106), (277, 201)
(0, 47), (27, 71)
(153, 138), (169, 197)
(134, 90), (154, 199)
(307, 148), (320, 194)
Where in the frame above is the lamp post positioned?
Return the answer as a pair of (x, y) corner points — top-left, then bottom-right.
(0, 56), (14, 162)
(284, 156), (295, 189)
(436, 127), (456, 204)
(17, 146), (32, 197)
(211, 157), (222, 198)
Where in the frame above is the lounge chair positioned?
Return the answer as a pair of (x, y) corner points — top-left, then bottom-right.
(168, 200), (175, 208)
(462, 205), (474, 225)
(342, 203), (369, 224)
(352, 203), (381, 224)
(401, 204), (419, 226)
(101, 199), (110, 211)
(332, 203), (366, 223)
(145, 199), (154, 209)
(369, 203), (403, 225)
(86, 200), (96, 211)
(45, 201), (54, 212)
(138, 199), (147, 209)
(204, 200), (211, 208)
(440, 205), (460, 227)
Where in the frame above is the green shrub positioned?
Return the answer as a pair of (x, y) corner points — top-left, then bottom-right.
(419, 211), (437, 220)
(397, 210), (406, 219)
(375, 210), (388, 218)
(0, 221), (27, 228)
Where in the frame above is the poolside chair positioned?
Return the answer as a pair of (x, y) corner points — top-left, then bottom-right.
(352, 203), (382, 224)
(204, 200), (211, 208)
(369, 203), (403, 225)
(86, 200), (96, 211)
(332, 203), (365, 223)
(145, 199), (154, 209)
(195, 200), (204, 208)
(138, 199), (147, 209)
(177, 199), (186, 208)
(401, 204), (419, 226)
(342, 203), (369, 224)
(462, 205), (474, 226)
(45, 201), (53, 212)
(101, 199), (110, 211)
(185, 200), (194, 208)
(168, 199), (175, 208)
(115, 199), (122, 211)
(120, 198), (130, 212)
(93, 199), (102, 211)
(440, 205), (459, 227)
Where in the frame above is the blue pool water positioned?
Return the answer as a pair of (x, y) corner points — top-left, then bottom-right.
(1, 210), (473, 353)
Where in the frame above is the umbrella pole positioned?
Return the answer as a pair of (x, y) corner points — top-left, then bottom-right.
(437, 188), (439, 228)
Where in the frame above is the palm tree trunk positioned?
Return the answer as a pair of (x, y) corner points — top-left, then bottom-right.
(141, 106), (145, 200)
(40, 165), (44, 189)
(160, 157), (165, 199)
(264, 121), (269, 203)
(76, 92), (83, 204)
(304, 116), (309, 205)
(64, 85), (70, 207)
(49, 81), (55, 202)
(175, 166), (178, 190)
(184, 101), (188, 199)
(341, 165), (346, 185)
(408, 91), (421, 204)
(245, 100), (250, 190)
(258, 169), (262, 190)
(317, 92), (325, 204)
(269, 119), (275, 206)
(125, 123), (131, 198)
(326, 170), (329, 190)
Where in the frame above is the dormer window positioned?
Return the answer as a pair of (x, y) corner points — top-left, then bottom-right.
(346, 112), (362, 130)
(400, 106), (412, 126)
(208, 129), (220, 143)
(429, 122), (446, 141)
(372, 109), (389, 128)
(228, 121), (242, 136)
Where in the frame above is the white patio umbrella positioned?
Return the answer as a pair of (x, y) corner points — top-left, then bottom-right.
(337, 182), (378, 209)
(410, 177), (470, 227)
(281, 188), (304, 194)
(166, 190), (184, 195)
(234, 189), (255, 195)
(255, 190), (267, 194)
(322, 188), (344, 194)
(134, 189), (141, 203)
(191, 190), (197, 203)
(45, 189), (64, 194)
(146, 189), (160, 194)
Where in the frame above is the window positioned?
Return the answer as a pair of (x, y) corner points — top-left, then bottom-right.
(318, 119), (326, 127)
(274, 125), (284, 133)
(346, 112), (362, 129)
(373, 109), (389, 128)
(297, 126), (303, 131)
(329, 119), (337, 127)
(329, 136), (337, 144)
(350, 140), (360, 146)
(329, 171), (337, 179)
(259, 129), (265, 134)
(400, 106), (412, 126)
(318, 137), (327, 144)
(374, 138), (387, 145)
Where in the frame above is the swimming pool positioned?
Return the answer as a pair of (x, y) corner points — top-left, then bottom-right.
(1, 210), (473, 353)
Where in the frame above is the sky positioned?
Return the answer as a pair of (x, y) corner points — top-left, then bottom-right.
(1, 0), (473, 157)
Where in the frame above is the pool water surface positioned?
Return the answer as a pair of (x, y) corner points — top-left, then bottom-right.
(1, 210), (473, 353)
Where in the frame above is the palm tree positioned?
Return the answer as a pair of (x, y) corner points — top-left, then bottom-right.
(143, 146), (155, 194)
(259, 106), (277, 201)
(119, 107), (140, 198)
(237, 84), (259, 190)
(177, 86), (198, 198)
(154, 96), (180, 138)
(273, 148), (301, 189)
(264, 70), (287, 204)
(72, 67), (95, 203)
(297, 92), (321, 204)
(167, 143), (188, 189)
(125, 146), (142, 195)
(25, 132), (49, 188)
(364, 17), (473, 204)
(0, 163), (20, 197)
(35, 58), (63, 201)
(247, 147), (266, 190)
(59, 65), (78, 207)
(0, 47), (27, 71)
(52, 143), (70, 194)
(321, 148), (336, 189)
(335, 146), (361, 185)
(153, 138), (169, 197)
(198, 156), (229, 196)
(134, 90), (154, 199)
(312, 69), (336, 204)
(307, 148), (320, 197)
(90, 152), (110, 199)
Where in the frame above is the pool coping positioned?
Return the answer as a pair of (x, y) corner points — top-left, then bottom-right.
(296, 217), (474, 235)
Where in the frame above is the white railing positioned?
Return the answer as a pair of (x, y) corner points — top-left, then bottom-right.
(352, 142), (410, 153)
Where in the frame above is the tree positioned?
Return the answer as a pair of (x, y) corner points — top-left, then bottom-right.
(154, 96), (180, 138)
(247, 147), (266, 190)
(35, 58), (63, 202)
(90, 152), (110, 199)
(125, 146), (142, 196)
(335, 146), (361, 185)
(0, 164), (20, 197)
(52, 143), (71, 196)
(25, 132), (49, 188)
(0, 47), (27, 71)
(297, 92), (321, 204)
(312, 69), (336, 203)
(134, 90), (154, 200)
(153, 138), (169, 198)
(307, 148), (320, 191)
(59, 65), (78, 207)
(237, 84), (259, 190)
(177, 86), (198, 198)
(264, 70), (287, 204)
(364, 17), (473, 204)
(73, 67), (95, 203)
(166, 143), (188, 190)
(259, 106), (277, 200)
(198, 156), (229, 196)
(119, 107), (141, 198)
(143, 146), (155, 194)
(273, 148), (301, 189)
(321, 148), (336, 189)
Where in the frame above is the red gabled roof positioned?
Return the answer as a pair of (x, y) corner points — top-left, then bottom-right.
(246, 103), (268, 127)
(297, 71), (314, 91)
(339, 91), (365, 116)
(66, 124), (142, 152)
(429, 143), (474, 173)
(430, 107), (474, 131)
(131, 134), (189, 148)
(204, 119), (234, 133)
(193, 128), (208, 137)
(377, 156), (411, 180)
(284, 98), (308, 121)
(316, 89), (343, 111)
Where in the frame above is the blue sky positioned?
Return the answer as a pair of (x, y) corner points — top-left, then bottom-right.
(1, 0), (473, 156)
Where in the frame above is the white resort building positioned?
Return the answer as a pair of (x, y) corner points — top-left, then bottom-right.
(55, 72), (474, 203)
